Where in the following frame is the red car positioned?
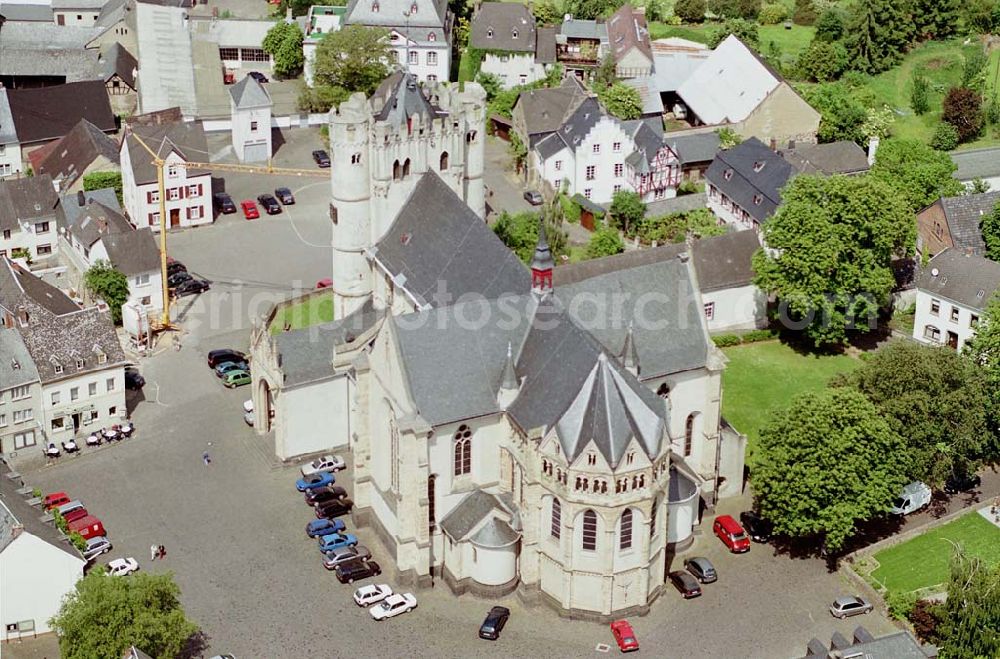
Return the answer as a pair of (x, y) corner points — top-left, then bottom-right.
(713, 514), (751, 553)
(43, 492), (70, 510)
(610, 619), (639, 652)
(315, 278), (333, 289)
(241, 200), (259, 220)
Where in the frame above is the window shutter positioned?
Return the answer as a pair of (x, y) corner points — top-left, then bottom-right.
(197, 184), (203, 196)
(146, 190), (153, 203)
(186, 207), (191, 220)
(178, 186), (185, 199)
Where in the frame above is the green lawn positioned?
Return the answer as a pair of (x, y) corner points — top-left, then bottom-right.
(270, 292), (334, 333)
(721, 341), (860, 450)
(759, 24), (814, 59)
(870, 512), (1000, 595)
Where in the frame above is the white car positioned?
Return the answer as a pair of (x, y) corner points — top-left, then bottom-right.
(300, 455), (346, 476)
(243, 399), (253, 413)
(369, 592), (417, 620)
(243, 411), (255, 426)
(106, 557), (139, 576)
(354, 584), (392, 607)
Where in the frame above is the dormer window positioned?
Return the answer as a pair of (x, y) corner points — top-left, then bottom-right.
(753, 194), (762, 205)
(51, 357), (63, 375)
(371, 1), (379, 11)
(76, 358), (84, 369)
(511, 28), (518, 39)
(428, 32), (436, 41)
(94, 347), (107, 365)
(587, 452), (597, 466)
(487, 27), (493, 38)
(753, 161), (765, 172)
(409, 2), (417, 13)
(723, 169), (733, 180)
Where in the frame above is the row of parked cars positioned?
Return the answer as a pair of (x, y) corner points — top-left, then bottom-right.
(208, 348), (252, 389)
(42, 491), (134, 573)
(213, 189), (296, 221)
(167, 258), (210, 299)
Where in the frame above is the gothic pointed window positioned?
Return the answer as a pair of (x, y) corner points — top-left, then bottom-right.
(403, 158), (411, 178)
(393, 159), (401, 180)
(582, 510), (597, 551)
(453, 424), (472, 476)
(650, 496), (658, 537)
(620, 509), (633, 550)
(371, 1), (379, 11)
(684, 414), (695, 457)
(551, 498), (561, 539)
(439, 151), (449, 170)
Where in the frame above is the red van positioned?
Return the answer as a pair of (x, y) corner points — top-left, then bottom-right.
(67, 515), (107, 541)
(43, 492), (71, 510)
(713, 515), (751, 553)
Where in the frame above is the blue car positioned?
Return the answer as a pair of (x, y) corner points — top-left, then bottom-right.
(318, 532), (358, 553)
(215, 361), (248, 378)
(296, 472), (335, 492)
(306, 518), (346, 538)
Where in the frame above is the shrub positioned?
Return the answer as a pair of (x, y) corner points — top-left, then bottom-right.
(52, 510), (68, 534)
(942, 87), (984, 143)
(792, 0), (817, 25)
(32, 487), (42, 498)
(742, 329), (777, 343)
(909, 599), (941, 642)
(713, 334), (742, 347)
(886, 590), (918, 620)
(677, 180), (700, 195)
(910, 70), (930, 115)
(587, 225), (625, 258)
(68, 531), (87, 551)
(930, 122), (960, 150)
(814, 7), (844, 41)
(674, 0), (707, 22)
(758, 2), (787, 24)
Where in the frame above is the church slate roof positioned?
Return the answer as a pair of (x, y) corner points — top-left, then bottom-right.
(470, 517), (520, 547)
(374, 172), (531, 307)
(438, 490), (513, 540)
(372, 71), (443, 124)
(229, 75), (272, 109)
(690, 229), (760, 292)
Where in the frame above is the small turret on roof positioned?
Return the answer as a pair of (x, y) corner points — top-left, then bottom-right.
(531, 219), (554, 294)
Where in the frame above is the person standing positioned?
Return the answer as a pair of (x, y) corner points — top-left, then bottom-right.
(203, 451), (211, 466)
(150, 544), (158, 561)
(158, 545), (166, 560)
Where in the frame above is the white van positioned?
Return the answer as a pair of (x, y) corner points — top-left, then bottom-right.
(890, 482), (932, 515)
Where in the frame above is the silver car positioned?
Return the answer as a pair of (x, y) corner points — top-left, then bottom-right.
(323, 545), (371, 570)
(830, 596), (873, 618)
(82, 536), (112, 560)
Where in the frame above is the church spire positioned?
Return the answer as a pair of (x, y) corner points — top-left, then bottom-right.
(531, 219), (554, 295)
(620, 323), (639, 376)
(497, 342), (520, 409)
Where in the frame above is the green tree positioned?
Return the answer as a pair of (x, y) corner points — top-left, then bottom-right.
(587, 224), (625, 258)
(910, 68), (930, 114)
(593, 53), (618, 92)
(814, 8), (845, 41)
(800, 82), (870, 144)
(752, 175), (914, 347)
(297, 82), (350, 113)
(685, 207), (727, 238)
(564, 0), (619, 20)
(50, 571), (199, 659)
(792, 0), (817, 25)
(598, 83), (642, 120)
(935, 551), (1000, 659)
(82, 171), (123, 206)
(532, 0), (561, 25)
(751, 388), (907, 551)
(837, 341), (993, 487)
(942, 87), (984, 143)
(798, 39), (849, 82)
(674, 0), (707, 22)
(869, 138), (964, 212)
(845, 0), (914, 74)
(609, 190), (646, 236)
(964, 0), (996, 34)
(965, 292), (1000, 453)
(912, 0), (960, 40)
(717, 126), (743, 148)
(970, 177), (991, 193)
(644, 0), (667, 22)
(313, 25), (391, 95)
(962, 48), (989, 89)
(758, 3), (788, 25)
(930, 121), (960, 150)
(262, 21), (305, 77)
(493, 208), (567, 263)
(708, 18), (759, 49)
(84, 260), (129, 324)
(861, 105), (895, 144)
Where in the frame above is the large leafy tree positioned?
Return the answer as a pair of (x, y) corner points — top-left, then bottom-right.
(262, 21), (305, 78)
(797, 39), (849, 82)
(313, 25), (391, 96)
(800, 82), (870, 143)
(935, 551), (1000, 659)
(965, 292), (1000, 457)
(708, 18), (759, 49)
(598, 83), (642, 120)
(493, 206), (567, 264)
(50, 571), (199, 659)
(813, 8), (845, 41)
(750, 388), (908, 552)
(836, 341), (993, 487)
(609, 190), (646, 237)
(869, 138), (964, 212)
(844, 0), (914, 74)
(674, 0), (706, 22)
(563, 0), (619, 20)
(911, 0), (960, 40)
(752, 175), (914, 347)
(84, 260), (130, 324)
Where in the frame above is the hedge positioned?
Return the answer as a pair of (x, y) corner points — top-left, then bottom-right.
(711, 329), (777, 347)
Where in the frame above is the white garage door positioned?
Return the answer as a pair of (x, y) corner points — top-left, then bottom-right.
(243, 142), (269, 163)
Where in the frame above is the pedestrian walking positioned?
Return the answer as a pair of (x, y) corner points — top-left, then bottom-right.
(150, 544), (158, 561)
(158, 545), (166, 560)
(203, 451), (211, 466)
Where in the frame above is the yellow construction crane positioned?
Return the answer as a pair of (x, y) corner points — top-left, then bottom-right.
(128, 132), (329, 328)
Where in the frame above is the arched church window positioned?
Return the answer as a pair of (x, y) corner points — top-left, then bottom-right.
(393, 159), (401, 180)
(466, 130), (477, 143)
(650, 496), (658, 537)
(453, 424), (472, 476)
(620, 509), (633, 550)
(351, 153), (362, 165)
(684, 414), (696, 457)
(582, 510), (597, 551)
(403, 158), (411, 178)
(551, 498), (561, 539)
(439, 151), (449, 170)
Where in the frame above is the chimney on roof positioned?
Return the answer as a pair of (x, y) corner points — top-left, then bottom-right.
(77, 190), (86, 207)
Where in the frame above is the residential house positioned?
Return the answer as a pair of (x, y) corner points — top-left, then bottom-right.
(668, 130), (721, 181)
(99, 42), (139, 116)
(5, 81), (116, 167)
(0, 22), (103, 88)
(343, 0), (452, 83)
(34, 119), (120, 193)
(0, 472), (86, 636)
(705, 137), (794, 231)
(52, 0), (105, 25)
(229, 76), (273, 163)
(0, 328), (44, 455)
(302, 5), (346, 87)
(87, 0), (137, 53)
(780, 140), (869, 176)
(951, 146), (1000, 192)
(119, 120), (212, 231)
(0, 257), (128, 441)
(606, 4), (651, 79)
(58, 188), (162, 313)
(798, 626), (937, 659)
(651, 37), (709, 115)
(916, 191), (999, 259)
(0, 174), (60, 263)
(0, 2), (54, 22)
(471, 2), (547, 89)
(511, 76), (588, 148)
(913, 249), (1000, 351)
(555, 15), (607, 75)
(675, 35), (819, 147)
(0, 89), (22, 178)
(690, 230), (766, 333)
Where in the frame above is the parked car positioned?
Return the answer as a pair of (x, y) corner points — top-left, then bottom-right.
(68, 515), (107, 541)
(890, 481), (932, 515)
(243, 411), (255, 426)
(274, 187), (295, 204)
(306, 518), (346, 538)
(296, 472), (335, 492)
(353, 583), (392, 607)
(306, 485), (348, 505)
(369, 593), (417, 620)
(57, 500), (85, 517)
(64, 507), (90, 524)
(739, 511), (773, 543)
(713, 514), (751, 553)
(124, 367), (145, 390)
(478, 606), (510, 641)
(944, 472), (982, 495)
(315, 278), (333, 289)
(317, 532), (359, 553)
(247, 71), (268, 83)
(335, 559), (381, 584)
(213, 192), (236, 214)
(43, 492), (71, 510)
(257, 194), (281, 215)
(82, 536), (112, 560)
(208, 349), (247, 368)
(830, 596), (873, 619)
(312, 149), (331, 167)
(323, 545), (371, 570)
(609, 619), (639, 653)
(668, 570), (703, 599)
(300, 455), (346, 476)
(523, 190), (543, 205)
(222, 370), (251, 388)
(173, 279), (210, 298)
(167, 271), (192, 288)
(315, 498), (354, 519)
(684, 557), (718, 584)
(167, 261), (187, 277)
(214, 361), (249, 378)
(106, 557), (139, 576)
(241, 200), (259, 220)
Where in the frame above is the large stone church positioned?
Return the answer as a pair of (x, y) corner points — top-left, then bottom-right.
(249, 71), (746, 619)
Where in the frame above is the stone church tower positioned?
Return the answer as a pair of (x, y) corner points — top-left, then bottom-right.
(327, 71), (487, 318)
